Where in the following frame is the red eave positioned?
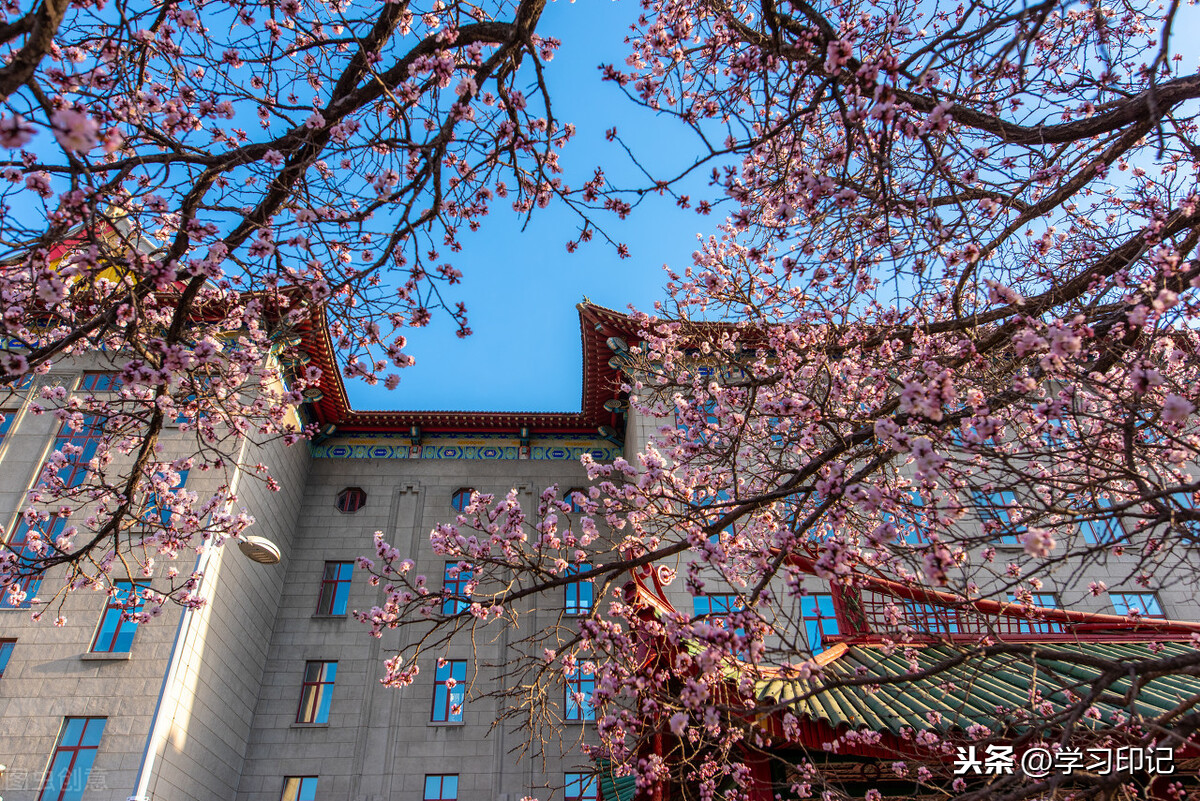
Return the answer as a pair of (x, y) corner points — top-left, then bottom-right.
(299, 301), (641, 435)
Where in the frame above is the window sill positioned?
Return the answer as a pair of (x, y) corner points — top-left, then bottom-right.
(291, 722), (330, 728)
(428, 721), (465, 727)
(311, 614), (348, 620)
(81, 651), (132, 661)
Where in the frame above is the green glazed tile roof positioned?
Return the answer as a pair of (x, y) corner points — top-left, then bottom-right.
(758, 641), (1200, 735)
(598, 759), (638, 801)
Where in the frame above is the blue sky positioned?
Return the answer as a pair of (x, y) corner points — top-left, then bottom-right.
(346, 0), (727, 413)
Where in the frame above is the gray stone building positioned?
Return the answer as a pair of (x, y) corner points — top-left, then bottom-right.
(1, 303), (1197, 801)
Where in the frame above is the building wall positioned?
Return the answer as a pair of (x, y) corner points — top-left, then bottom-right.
(4, 363), (1200, 801)
(144, 434), (311, 801)
(234, 451), (605, 801)
(0, 367), (311, 801)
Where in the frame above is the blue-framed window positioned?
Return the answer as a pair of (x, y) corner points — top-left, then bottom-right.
(316, 561), (352, 615)
(423, 775), (458, 801)
(450, 487), (474, 512)
(565, 564), (594, 615)
(37, 717), (106, 801)
(565, 665), (595, 721)
(565, 773), (598, 801)
(802, 594), (839, 653)
(296, 661), (337, 724)
(972, 489), (1024, 544)
(431, 659), (466, 723)
(1110, 592), (1165, 618)
(441, 561), (473, 615)
(91, 582), (143, 653)
(0, 639), (13, 678)
(280, 776), (318, 801)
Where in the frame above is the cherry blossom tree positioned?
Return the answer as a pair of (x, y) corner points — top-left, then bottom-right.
(0, 0), (589, 607)
(360, 0), (1200, 798)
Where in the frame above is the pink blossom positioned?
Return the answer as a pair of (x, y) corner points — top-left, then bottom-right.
(51, 108), (99, 153)
(1163, 394), (1194, 424)
(1019, 528), (1055, 557)
(0, 114), (35, 148)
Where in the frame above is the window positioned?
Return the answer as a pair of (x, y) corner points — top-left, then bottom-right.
(91, 582), (143, 653)
(565, 665), (595, 721)
(972, 489), (1024, 544)
(1009, 592), (1063, 634)
(423, 775), (458, 801)
(147, 469), (189, 527)
(0, 639), (13, 678)
(450, 487), (474, 512)
(565, 564), (594, 615)
(281, 777), (318, 801)
(801, 594), (839, 653)
(431, 659), (466, 723)
(79, 372), (122, 392)
(1110, 592), (1166, 618)
(1, 516), (57, 609)
(565, 773), (598, 801)
(564, 488), (587, 513)
(37, 717), (106, 801)
(899, 491), (929, 544)
(316, 561), (352, 615)
(49, 415), (106, 489)
(441, 561), (473, 615)
(1079, 496), (1122, 545)
(0, 408), (15, 447)
(296, 661), (337, 724)
(335, 487), (366, 514)
(693, 593), (744, 633)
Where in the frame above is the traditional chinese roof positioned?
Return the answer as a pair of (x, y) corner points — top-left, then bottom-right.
(297, 302), (641, 434)
(759, 640), (1200, 738)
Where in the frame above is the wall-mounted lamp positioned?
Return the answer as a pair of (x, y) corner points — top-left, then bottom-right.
(238, 536), (282, 564)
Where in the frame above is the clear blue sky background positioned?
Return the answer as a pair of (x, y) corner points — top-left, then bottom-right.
(347, 0), (726, 413)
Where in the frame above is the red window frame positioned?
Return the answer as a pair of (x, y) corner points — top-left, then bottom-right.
(564, 488), (587, 513)
(565, 773), (598, 801)
(316, 561), (352, 615)
(37, 717), (106, 801)
(431, 659), (466, 723)
(296, 661), (338, 724)
(79, 373), (122, 392)
(0, 638), (14, 678)
(423, 774), (458, 801)
(441, 561), (472, 615)
(450, 488), (474, 512)
(90, 582), (143, 653)
(280, 776), (318, 801)
(335, 487), (366, 513)
(48, 415), (105, 489)
(565, 666), (595, 721)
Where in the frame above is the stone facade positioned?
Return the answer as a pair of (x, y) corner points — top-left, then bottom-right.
(1, 350), (1198, 801)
